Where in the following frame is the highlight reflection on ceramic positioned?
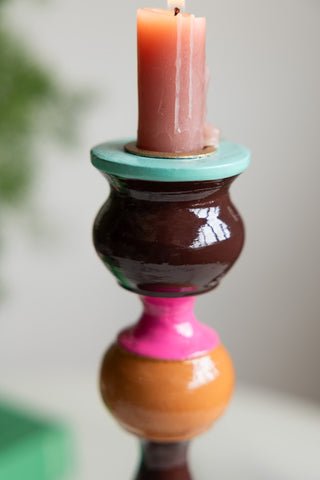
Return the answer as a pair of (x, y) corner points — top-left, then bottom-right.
(188, 355), (220, 389)
(190, 206), (231, 248)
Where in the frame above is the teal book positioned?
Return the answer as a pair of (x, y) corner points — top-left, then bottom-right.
(0, 400), (72, 480)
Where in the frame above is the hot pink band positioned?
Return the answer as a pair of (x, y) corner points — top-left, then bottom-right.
(118, 296), (220, 360)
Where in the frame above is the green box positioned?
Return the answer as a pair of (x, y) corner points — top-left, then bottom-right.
(0, 400), (72, 480)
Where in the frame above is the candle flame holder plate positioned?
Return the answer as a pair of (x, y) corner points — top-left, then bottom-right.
(125, 141), (216, 159)
(91, 139), (250, 182)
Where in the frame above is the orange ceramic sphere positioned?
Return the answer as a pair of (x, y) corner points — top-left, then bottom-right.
(100, 344), (234, 442)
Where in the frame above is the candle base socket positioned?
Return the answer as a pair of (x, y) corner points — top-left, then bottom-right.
(125, 141), (216, 159)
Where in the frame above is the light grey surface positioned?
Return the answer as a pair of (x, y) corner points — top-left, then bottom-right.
(1, 369), (320, 480)
(1, 0), (320, 401)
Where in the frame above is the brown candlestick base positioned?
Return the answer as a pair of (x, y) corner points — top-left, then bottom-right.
(135, 441), (192, 480)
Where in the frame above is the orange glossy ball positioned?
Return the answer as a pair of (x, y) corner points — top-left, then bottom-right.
(100, 344), (234, 442)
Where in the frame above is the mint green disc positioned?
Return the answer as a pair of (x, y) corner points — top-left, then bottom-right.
(91, 139), (250, 182)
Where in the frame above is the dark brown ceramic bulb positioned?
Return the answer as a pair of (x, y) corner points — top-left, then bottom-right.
(93, 175), (244, 297)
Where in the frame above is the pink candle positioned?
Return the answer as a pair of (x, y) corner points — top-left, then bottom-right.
(137, 7), (207, 154)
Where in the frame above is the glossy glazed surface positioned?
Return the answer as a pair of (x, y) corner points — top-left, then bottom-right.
(93, 176), (244, 297)
(100, 344), (234, 442)
(119, 296), (219, 360)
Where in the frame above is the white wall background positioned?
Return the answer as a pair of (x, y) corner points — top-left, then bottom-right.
(1, 0), (320, 402)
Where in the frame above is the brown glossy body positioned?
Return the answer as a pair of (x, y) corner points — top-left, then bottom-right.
(135, 442), (192, 480)
(93, 176), (244, 297)
(100, 344), (234, 442)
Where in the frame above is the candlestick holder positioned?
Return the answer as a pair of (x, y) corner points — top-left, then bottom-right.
(91, 139), (250, 479)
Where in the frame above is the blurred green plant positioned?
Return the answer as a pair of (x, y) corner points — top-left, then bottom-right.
(0, 2), (83, 210)
(0, 1), (86, 296)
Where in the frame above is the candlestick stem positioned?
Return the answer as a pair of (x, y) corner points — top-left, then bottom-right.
(91, 138), (250, 480)
(135, 441), (192, 480)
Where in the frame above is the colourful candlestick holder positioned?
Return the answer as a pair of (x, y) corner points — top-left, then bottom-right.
(91, 139), (250, 479)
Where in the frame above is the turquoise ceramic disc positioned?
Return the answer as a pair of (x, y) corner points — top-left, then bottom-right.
(91, 139), (250, 182)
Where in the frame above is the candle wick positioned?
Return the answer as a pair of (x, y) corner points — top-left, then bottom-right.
(174, 7), (180, 16)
